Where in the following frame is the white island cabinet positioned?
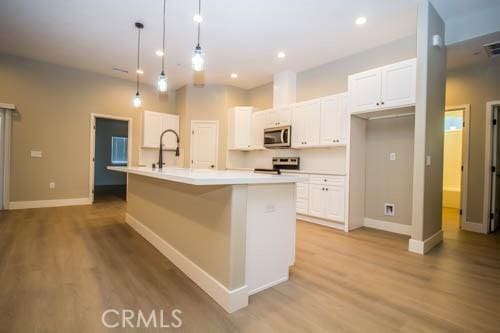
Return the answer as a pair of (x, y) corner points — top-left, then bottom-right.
(108, 166), (304, 313)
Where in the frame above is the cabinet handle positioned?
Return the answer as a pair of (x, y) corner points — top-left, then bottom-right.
(326, 188), (329, 191)
(381, 101), (385, 105)
(376, 102), (380, 106)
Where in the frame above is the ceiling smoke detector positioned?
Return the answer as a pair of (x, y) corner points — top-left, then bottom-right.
(484, 41), (500, 58)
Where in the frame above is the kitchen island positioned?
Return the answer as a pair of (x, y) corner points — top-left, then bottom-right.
(108, 166), (304, 313)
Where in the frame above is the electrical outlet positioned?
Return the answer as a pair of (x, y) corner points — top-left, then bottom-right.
(49, 182), (55, 189)
(31, 151), (42, 158)
(264, 203), (276, 213)
(389, 152), (396, 161)
(384, 203), (395, 216)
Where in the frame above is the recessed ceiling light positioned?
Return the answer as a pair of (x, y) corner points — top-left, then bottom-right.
(277, 51), (286, 59)
(136, 69), (144, 75)
(193, 14), (203, 23)
(230, 73), (238, 79)
(155, 49), (165, 56)
(356, 16), (367, 25)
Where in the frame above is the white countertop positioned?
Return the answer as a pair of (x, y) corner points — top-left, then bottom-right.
(108, 166), (306, 186)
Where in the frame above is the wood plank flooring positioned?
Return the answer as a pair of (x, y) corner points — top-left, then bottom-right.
(0, 200), (499, 332)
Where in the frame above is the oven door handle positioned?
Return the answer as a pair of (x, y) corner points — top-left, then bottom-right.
(281, 129), (286, 144)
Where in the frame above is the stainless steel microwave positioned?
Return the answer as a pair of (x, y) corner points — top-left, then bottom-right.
(264, 125), (291, 148)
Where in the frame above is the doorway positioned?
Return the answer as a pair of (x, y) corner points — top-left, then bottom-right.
(89, 114), (132, 203)
(442, 105), (470, 231)
(484, 101), (500, 233)
(190, 120), (218, 169)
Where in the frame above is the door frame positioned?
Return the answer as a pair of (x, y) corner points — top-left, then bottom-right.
(89, 113), (133, 203)
(189, 120), (219, 169)
(0, 105), (13, 210)
(483, 101), (500, 233)
(444, 105), (470, 230)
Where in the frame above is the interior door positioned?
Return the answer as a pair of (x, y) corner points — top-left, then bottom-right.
(191, 121), (218, 169)
(492, 107), (500, 232)
(0, 111), (4, 210)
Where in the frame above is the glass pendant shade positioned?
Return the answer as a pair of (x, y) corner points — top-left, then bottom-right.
(192, 45), (205, 72)
(157, 72), (168, 92)
(133, 92), (142, 108)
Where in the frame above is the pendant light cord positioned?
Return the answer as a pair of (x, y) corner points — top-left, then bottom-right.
(197, 0), (201, 45)
(136, 27), (141, 93)
(161, 0), (166, 71)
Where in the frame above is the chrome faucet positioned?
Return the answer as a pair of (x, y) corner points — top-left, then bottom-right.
(158, 129), (180, 169)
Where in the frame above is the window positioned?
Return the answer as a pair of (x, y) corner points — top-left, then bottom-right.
(111, 136), (128, 165)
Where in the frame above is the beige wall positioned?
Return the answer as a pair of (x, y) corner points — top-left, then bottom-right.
(247, 82), (273, 110)
(0, 54), (175, 202)
(365, 116), (415, 225)
(446, 62), (500, 224)
(177, 85), (247, 169)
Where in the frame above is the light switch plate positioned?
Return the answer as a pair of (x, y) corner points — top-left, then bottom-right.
(426, 155), (432, 166)
(49, 182), (55, 189)
(31, 151), (42, 158)
(390, 152), (396, 161)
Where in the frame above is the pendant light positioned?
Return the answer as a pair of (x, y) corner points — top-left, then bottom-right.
(157, 0), (168, 92)
(191, 0), (205, 72)
(133, 22), (144, 108)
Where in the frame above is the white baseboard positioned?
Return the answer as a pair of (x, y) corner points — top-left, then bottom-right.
(363, 218), (412, 235)
(408, 230), (443, 255)
(248, 276), (288, 296)
(297, 214), (345, 231)
(125, 213), (248, 313)
(9, 197), (92, 210)
(462, 221), (487, 234)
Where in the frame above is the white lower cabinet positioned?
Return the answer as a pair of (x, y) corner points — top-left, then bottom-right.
(292, 173), (345, 224)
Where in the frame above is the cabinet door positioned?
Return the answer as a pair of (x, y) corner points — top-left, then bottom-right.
(324, 185), (345, 222)
(251, 111), (266, 148)
(163, 114), (180, 149)
(296, 198), (309, 215)
(308, 184), (325, 218)
(291, 106), (306, 148)
(292, 101), (320, 147)
(143, 111), (165, 148)
(275, 107), (292, 126)
(348, 68), (382, 113)
(320, 96), (340, 145)
(337, 93), (348, 144)
(229, 107), (252, 149)
(381, 58), (416, 109)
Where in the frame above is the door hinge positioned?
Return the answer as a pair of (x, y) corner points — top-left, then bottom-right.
(459, 209), (462, 215)
(490, 212), (494, 219)
(492, 166), (496, 173)
(461, 165), (464, 171)
(92, 157), (95, 162)
(493, 119), (497, 125)
(93, 125), (96, 130)
(192, 130), (194, 135)
(463, 121), (465, 128)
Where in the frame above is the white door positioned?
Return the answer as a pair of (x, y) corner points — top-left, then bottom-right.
(324, 185), (345, 222)
(320, 96), (340, 145)
(0, 111), (4, 210)
(191, 121), (218, 169)
(308, 184), (325, 218)
(348, 68), (382, 113)
(491, 107), (500, 232)
(381, 58), (416, 109)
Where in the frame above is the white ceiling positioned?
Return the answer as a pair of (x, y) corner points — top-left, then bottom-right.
(0, 0), (497, 90)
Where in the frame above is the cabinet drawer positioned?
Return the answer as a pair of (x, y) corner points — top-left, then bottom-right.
(296, 198), (308, 215)
(296, 183), (309, 199)
(309, 175), (345, 186)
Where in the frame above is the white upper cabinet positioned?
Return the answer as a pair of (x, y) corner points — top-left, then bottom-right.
(348, 58), (416, 114)
(265, 107), (292, 128)
(292, 100), (321, 148)
(319, 93), (347, 145)
(143, 110), (179, 149)
(228, 107), (256, 150)
(381, 59), (417, 109)
(251, 110), (267, 148)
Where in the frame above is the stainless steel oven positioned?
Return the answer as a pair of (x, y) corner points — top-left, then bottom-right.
(264, 125), (291, 148)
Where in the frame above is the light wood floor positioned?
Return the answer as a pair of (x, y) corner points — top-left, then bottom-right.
(1, 200), (499, 332)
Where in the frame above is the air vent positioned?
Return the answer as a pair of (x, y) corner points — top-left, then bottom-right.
(112, 67), (129, 74)
(484, 41), (500, 58)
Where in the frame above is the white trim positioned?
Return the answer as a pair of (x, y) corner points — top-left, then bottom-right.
(483, 101), (500, 233)
(363, 218), (412, 235)
(408, 229), (443, 255)
(9, 197), (92, 210)
(445, 104), (470, 230)
(248, 276), (288, 296)
(462, 221), (487, 234)
(125, 213), (248, 313)
(190, 120), (219, 169)
(89, 113), (133, 203)
(0, 103), (16, 110)
(0, 109), (12, 209)
(297, 214), (345, 231)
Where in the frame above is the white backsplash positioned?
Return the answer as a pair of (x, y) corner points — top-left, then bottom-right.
(227, 147), (347, 174)
(139, 148), (184, 168)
